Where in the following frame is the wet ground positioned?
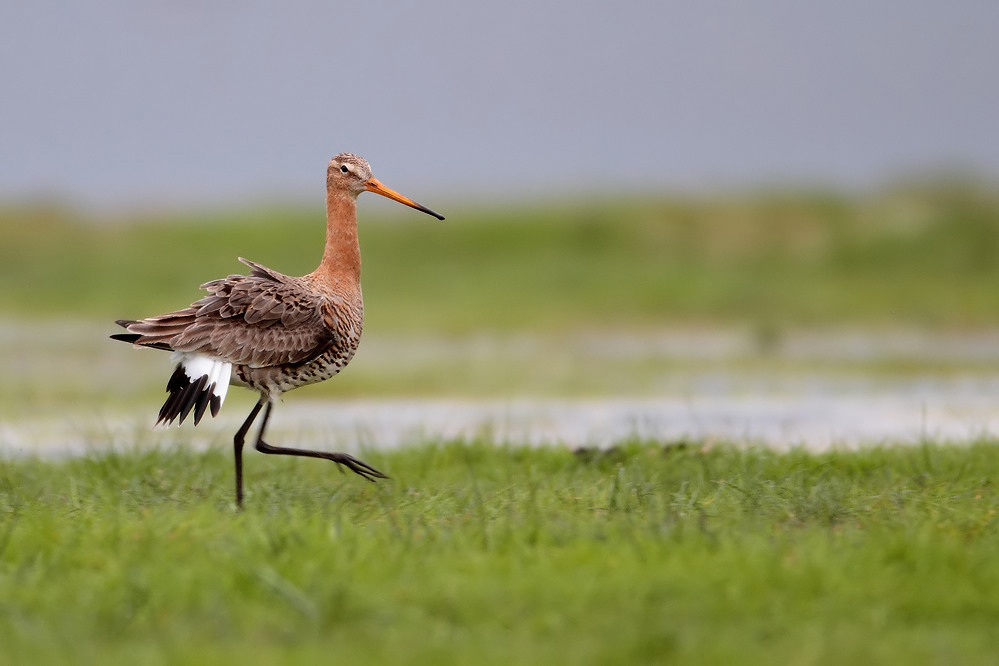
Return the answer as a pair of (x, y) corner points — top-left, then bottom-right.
(3, 374), (999, 457)
(3, 321), (999, 455)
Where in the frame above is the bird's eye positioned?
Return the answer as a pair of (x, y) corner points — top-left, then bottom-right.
(340, 164), (349, 173)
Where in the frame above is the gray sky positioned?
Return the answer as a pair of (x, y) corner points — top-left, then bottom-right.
(2, 1), (997, 207)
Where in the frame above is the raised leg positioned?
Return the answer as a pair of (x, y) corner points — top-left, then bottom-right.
(233, 397), (266, 509)
(252, 400), (388, 484)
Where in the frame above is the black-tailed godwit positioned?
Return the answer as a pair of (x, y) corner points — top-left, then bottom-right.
(111, 153), (444, 508)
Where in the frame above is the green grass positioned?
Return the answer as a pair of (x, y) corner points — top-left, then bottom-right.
(3, 185), (999, 662)
(2, 440), (998, 664)
(3, 183), (999, 332)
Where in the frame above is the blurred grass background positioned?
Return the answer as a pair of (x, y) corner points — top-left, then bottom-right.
(2, 182), (999, 416)
(4, 185), (999, 663)
(3, 181), (998, 332)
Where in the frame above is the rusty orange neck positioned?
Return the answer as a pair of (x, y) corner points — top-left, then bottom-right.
(312, 191), (361, 290)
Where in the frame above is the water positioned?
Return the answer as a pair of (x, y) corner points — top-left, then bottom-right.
(3, 322), (999, 456)
(3, 375), (998, 457)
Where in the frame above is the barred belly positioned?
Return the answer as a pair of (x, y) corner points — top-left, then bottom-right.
(232, 342), (359, 398)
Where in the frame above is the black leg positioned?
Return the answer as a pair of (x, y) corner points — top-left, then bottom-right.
(252, 400), (388, 484)
(233, 397), (266, 509)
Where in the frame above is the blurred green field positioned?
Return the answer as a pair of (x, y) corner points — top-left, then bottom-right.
(3, 184), (999, 417)
(4, 189), (999, 664)
(2, 182), (998, 332)
(2, 440), (998, 665)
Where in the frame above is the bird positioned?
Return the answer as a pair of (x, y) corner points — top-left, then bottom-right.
(111, 153), (444, 508)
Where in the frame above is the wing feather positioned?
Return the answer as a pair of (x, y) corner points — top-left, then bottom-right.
(115, 260), (343, 368)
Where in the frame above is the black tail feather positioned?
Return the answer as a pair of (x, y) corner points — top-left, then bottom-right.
(156, 365), (217, 426)
(110, 330), (172, 350)
(176, 375), (208, 424)
(156, 366), (188, 425)
(110, 320), (173, 349)
(192, 382), (215, 425)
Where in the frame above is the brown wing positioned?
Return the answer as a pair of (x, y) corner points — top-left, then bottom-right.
(115, 258), (338, 368)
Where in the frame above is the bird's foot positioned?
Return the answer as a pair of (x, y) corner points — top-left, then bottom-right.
(329, 452), (389, 482)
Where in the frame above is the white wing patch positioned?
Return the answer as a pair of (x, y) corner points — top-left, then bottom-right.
(157, 352), (233, 426)
(173, 352), (232, 403)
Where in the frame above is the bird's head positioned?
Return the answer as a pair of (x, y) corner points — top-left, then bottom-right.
(328, 153), (444, 220)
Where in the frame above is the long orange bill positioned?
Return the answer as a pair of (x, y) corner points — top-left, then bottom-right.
(365, 177), (445, 220)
